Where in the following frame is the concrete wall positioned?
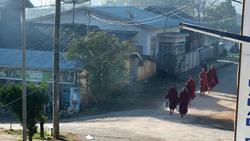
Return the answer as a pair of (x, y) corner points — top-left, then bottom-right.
(181, 45), (225, 73)
(137, 59), (157, 81)
(183, 50), (200, 72)
(199, 46), (215, 62)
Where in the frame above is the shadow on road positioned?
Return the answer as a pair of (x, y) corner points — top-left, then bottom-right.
(60, 91), (235, 132)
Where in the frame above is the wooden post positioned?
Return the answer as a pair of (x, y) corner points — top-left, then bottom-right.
(21, 0), (27, 140)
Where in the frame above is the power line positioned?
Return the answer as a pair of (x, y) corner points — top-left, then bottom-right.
(0, 39), (125, 110)
(90, 0), (200, 25)
(173, 13), (240, 24)
(90, 2), (199, 26)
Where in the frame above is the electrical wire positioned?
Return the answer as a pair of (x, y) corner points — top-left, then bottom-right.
(173, 13), (240, 24)
(0, 42), (123, 109)
(90, 0), (200, 25)
(90, 5), (198, 26)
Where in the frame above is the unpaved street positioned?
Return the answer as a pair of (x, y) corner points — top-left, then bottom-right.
(57, 93), (235, 141)
(0, 61), (238, 141)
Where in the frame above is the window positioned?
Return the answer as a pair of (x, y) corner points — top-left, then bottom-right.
(175, 42), (186, 54)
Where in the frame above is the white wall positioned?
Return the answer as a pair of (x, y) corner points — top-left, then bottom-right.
(91, 0), (106, 6)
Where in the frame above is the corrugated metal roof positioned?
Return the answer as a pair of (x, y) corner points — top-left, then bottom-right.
(91, 6), (180, 29)
(0, 48), (76, 70)
(0, 22), (97, 51)
(29, 6), (180, 29)
(145, 6), (205, 26)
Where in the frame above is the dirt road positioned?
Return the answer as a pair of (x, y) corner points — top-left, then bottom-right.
(0, 61), (238, 141)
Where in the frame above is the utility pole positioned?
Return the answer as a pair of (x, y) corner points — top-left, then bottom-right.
(87, 11), (91, 35)
(73, 0), (76, 27)
(21, 0), (27, 140)
(53, 0), (61, 139)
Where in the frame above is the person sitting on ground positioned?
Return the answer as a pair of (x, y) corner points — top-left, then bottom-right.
(165, 84), (179, 114)
(179, 85), (189, 118)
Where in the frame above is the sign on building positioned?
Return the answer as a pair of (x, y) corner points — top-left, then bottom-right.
(0, 68), (75, 84)
(70, 87), (80, 112)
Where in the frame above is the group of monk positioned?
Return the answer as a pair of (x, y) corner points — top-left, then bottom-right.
(199, 65), (219, 96)
(165, 77), (196, 118)
(165, 64), (219, 118)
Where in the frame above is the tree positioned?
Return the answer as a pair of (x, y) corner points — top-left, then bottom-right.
(203, 0), (240, 33)
(37, 115), (48, 139)
(0, 83), (48, 141)
(67, 32), (134, 104)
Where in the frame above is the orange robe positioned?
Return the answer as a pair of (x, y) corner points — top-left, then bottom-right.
(210, 68), (219, 88)
(165, 87), (179, 110)
(199, 71), (208, 92)
(179, 88), (189, 115)
(187, 79), (196, 99)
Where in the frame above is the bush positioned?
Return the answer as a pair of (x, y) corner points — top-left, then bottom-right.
(0, 83), (48, 141)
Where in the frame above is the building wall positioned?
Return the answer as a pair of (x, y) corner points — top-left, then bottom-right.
(181, 45), (225, 73)
(183, 50), (200, 72)
(91, 0), (107, 6)
(132, 27), (180, 56)
(132, 28), (151, 55)
(137, 59), (156, 81)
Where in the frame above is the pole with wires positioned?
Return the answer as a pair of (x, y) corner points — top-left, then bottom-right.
(21, 0), (27, 140)
(235, 0), (250, 140)
(53, 0), (61, 139)
(72, 0), (76, 27)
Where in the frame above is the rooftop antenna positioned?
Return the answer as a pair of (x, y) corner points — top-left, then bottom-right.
(62, 0), (90, 26)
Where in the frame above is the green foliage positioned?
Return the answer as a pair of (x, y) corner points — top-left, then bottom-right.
(203, 0), (240, 33)
(227, 53), (240, 61)
(0, 83), (49, 141)
(67, 32), (134, 104)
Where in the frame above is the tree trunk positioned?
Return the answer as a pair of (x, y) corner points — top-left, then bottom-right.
(29, 132), (33, 141)
(40, 122), (44, 139)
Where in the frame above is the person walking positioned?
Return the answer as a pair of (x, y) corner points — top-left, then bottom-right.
(179, 85), (189, 118)
(210, 65), (219, 89)
(201, 60), (208, 71)
(199, 68), (208, 96)
(186, 76), (196, 100)
(165, 84), (179, 114)
(206, 68), (212, 93)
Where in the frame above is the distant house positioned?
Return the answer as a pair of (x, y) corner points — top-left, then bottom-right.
(145, 6), (202, 52)
(0, 1), (98, 113)
(0, 48), (80, 112)
(29, 6), (194, 74)
(0, 0), (33, 24)
(29, 6), (183, 56)
(0, 21), (99, 112)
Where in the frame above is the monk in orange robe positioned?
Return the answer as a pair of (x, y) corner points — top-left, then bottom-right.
(199, 68), (208, 96)
(186, 77), (196, 100)
(165, 84), (179, 114)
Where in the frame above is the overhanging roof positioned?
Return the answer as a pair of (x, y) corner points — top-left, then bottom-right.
(0, 0), (33, 9)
